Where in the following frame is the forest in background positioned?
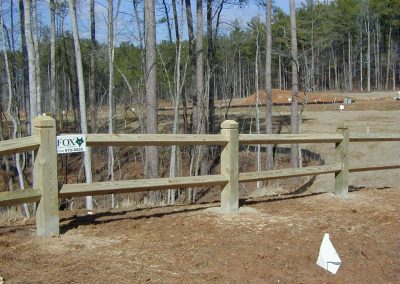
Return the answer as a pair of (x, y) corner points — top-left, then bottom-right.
(0, 0), (399, 211)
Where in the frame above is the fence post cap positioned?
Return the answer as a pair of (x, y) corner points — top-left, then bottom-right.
(34, 116), (55, 128)
(221, 120), (238, 129)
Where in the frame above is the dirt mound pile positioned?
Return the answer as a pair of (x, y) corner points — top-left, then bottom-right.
(236, 89), (344, 106)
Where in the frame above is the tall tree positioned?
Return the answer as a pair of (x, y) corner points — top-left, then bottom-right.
(69, 0), (93, 211)
(19, 0), (29, 117)
(168, 0), (184, 205)
(144, 0), (159, 200)
(255, 16), (261, 189)
(265, 0), (273, 171)
(50, 0), (56, 116)
(207, 0), (215, 133)
(108, 0), (116, 208)
(289, 0), (299, 168)
(89, 0), (96, 132)
(23, 0), (40, 132)
(1, 0), (29, 216)
(31, 0), (42, 112)
(185, 0), (195, 134)
(195, 0), (207, 175)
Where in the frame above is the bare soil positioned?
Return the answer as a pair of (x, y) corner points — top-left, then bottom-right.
(231, 89), (345, 106)
(1, 90), (399, 283)
(0, 187), (399, 283)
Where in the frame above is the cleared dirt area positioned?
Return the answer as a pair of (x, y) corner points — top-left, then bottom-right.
(0, 187), (399, 283)
(0, 90), (399, 283)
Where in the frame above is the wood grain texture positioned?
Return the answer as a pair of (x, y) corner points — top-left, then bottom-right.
(86, 134), (228, 147)
(33, 116), (59, 236)
(239, 164), (341, 182)
(349, 164), (400, 172)
(350, 133), (400, 142)
(0, 136), (39, 156)
(335, 126), (349, 196)
(239, 134), (343, 144)
(60, 175), (228, 198)
(220, 120), (239, 212)
(0, 189), (41, 207)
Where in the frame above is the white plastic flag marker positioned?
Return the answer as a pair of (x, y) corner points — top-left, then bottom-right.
(316, 233), (342, 274)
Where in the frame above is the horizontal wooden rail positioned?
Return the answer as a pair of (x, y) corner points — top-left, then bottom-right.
(239, 164), (341, 183)
(239, 134), (343, 144)
(60, 175), (228, 198)
(0, 136), (40, 156)
(86, 134), (228, 147)
(349, 164), (400, 173)
(350, 133), (400, 142)
(0, 189), (42, 207)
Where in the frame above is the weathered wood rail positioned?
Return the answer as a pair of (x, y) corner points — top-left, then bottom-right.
(0, 117), (399, 236)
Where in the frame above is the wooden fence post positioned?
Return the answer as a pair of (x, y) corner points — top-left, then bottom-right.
(220, 120), (239, 212)
(34, 116), (59, 236)
(335, 124), (349, 196)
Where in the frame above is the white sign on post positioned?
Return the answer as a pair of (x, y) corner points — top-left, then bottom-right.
(57, 134), (87, 154)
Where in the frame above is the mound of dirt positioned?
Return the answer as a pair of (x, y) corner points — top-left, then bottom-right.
(235, 89), (345, 106)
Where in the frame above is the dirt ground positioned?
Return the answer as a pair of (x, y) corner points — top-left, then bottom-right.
(0, 187), (399, 283)
(227, 90), (400, 190)
(0, 90), (399, 283)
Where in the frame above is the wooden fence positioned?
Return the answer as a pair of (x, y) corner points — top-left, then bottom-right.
(0, 116), (399, 237)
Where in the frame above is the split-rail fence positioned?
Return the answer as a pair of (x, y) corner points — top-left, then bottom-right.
(0, 116), (399, 236)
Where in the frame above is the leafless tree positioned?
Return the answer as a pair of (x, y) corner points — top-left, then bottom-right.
(1, 0), (29, 216)
(49, 0), (56, 116)
(144, 0), (159, 202)
(23, 0), (40, 132)
(89, 0), (97, 132)
(289, 0), (300, 168)
(265, 0), (273, 171)
(69, 0), (94, 211)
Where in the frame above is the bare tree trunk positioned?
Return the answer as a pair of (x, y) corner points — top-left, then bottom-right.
(69, 0), (93, 211)
(144, 0), (159, 202)
(385, 24), (392, 90)
(89, 0), (97, 133)
(184, 0), (195, 134)
(108, 0), (116, 208)
(397, 21), (400, 85)
(195, 0), (205, 140)
(348, 32), (352, 91)
(289, 0), (299, 168)
(360, 25), (363, 91)
(19, 0), (29, 120)
(24, 0), (38, 132)
(265, 0), (273, 172)
(278, 54), (282, 90)
(168, 0), (184, 205)
(207, 0), (215, 134)
(311, 22), (315, 91)
(255, 18), (261, 189)
(31, 0), (42, 113)
(188, 0), (206, 202)
(374, 20), (379, 90)
(49, 0), (56, 116)
(161, 0), (173, 43)
(331, 44), (338, 91)
(367, 18), (371, 92)
(1, 2), (30, 216)
(393, 50), (396, 91)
